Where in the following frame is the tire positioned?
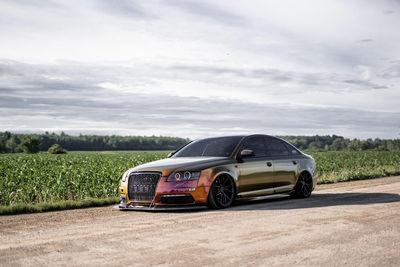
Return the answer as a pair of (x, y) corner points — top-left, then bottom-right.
(292, 172), (313, 198)
(207, 174), (236, 209)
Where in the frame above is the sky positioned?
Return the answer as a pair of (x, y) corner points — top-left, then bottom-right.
(0, 0), (400, 139)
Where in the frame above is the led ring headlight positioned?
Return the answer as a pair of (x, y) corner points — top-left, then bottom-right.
(174, 172), (181, 181)
(167, 171), (201, 182)
(184, 171), (191, 180)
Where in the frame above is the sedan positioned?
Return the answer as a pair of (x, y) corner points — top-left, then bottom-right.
(117, 134), (317, 209)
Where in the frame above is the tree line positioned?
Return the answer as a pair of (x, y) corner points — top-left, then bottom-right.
(0, 132), (190, 153)
(0, 132), (399, 153)
(280, 135), (400, 152)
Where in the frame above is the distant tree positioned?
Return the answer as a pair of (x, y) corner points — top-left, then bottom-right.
(377, 145), (387, 151)
(347, 139), (363, 151)
(308, 141), (325, 151)
(0, 135), (6, 153)
(0, 131), (12, 153)
(20, 136), (40, 153)
(6, 136), (21, 153)
(387, 139), (400, 151)
(48, 144), (67, 154)
(331, 138), (347, 151)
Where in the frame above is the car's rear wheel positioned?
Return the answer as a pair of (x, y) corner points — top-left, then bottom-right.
(207, 174), (235, 209)
(292, 172), (313, 198)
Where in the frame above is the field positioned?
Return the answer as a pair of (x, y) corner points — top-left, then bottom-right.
(312, 151), (400, 183)
(1, 151), (400, 212)
(0, 151), (169, 210)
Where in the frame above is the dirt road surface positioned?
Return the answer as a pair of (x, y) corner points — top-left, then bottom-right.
(1, 176), (400, 266)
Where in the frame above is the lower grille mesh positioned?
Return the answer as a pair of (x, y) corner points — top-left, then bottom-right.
(160, 195), (194, 205)
(128, 172), (161, 202)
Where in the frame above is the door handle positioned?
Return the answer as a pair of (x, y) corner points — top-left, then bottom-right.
(292, 160), (297, 165)
(266, 162), (272, 167)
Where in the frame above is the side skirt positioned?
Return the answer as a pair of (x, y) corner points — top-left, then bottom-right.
(237, 185), (295, 198)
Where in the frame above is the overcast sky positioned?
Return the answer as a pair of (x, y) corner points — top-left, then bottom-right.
(1, 0), (400, 139)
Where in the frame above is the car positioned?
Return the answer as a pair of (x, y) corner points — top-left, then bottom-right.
(117, 134), (317, 210)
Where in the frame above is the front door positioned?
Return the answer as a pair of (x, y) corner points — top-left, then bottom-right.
(237, 136), (275, 197)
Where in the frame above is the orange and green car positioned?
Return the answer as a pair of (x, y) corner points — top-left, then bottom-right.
(117, 134), (317, 210)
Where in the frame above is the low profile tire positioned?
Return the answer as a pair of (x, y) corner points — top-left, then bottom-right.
(292, 172), (313, 198)
(207, 174), (236, 209)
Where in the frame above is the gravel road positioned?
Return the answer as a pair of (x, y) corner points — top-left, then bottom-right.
(1, 176), (400, 266)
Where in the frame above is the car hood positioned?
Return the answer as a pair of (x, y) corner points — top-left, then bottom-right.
(131, 156), (235, 173)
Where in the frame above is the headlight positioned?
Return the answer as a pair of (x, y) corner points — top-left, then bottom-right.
(121, 170), (129, 182)
(167, 171), (201, 182)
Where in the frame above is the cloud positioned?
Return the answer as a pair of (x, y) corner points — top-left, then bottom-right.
(357, 39), (374, 43)
(170, 64), (389, 91)
(97, 0), (155, 19)
(0, 59), (399, 139)
(165, 0), (246, 26)
(342, 79), (388, 89)
(380, 61), (400, 79)
(2, 88), (399, 139)
(1, 1), (400, 138)
(1, 0), (60, 8)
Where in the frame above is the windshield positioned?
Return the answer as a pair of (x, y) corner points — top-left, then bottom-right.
(172, 136), (243, 157)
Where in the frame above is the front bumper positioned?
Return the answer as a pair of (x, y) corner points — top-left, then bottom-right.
(114, 203), (206, 211)
(119, 176), (211, 207)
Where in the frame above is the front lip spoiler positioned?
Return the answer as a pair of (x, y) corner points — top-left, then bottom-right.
(114, 203), (206, 211)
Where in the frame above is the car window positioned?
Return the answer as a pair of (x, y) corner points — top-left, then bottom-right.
(173, 136), (242, 157)
(285, 143), (301, 155)
(264, 137), (289, 156)
(240, 136), (267, 157)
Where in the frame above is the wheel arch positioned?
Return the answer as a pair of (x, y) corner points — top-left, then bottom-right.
(295, 169), (313, 184)
(206, 170), (237, 199)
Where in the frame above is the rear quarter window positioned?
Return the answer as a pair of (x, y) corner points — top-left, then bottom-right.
(264, 137), (289, 156)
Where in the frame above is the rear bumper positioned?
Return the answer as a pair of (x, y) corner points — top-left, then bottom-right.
(312, 174), (318, 190)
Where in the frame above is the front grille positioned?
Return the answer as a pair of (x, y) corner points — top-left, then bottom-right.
(128, 172), (161, 202)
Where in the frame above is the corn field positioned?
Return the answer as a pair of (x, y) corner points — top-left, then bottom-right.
(309, 151), (400, 183)
(0, 151), (168, 206)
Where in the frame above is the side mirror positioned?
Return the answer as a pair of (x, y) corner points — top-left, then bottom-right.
(240, 149), (255, 157)
(167, 152), (173, 158)
(237, 149), (254, 162)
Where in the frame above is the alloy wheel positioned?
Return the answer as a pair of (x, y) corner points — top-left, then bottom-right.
(208, 174), (235, 209)
(297, 172), (313, 198)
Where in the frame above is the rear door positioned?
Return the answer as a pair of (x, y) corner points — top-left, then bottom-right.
(237, 136), (275, 196)
(264, 136), (298, 193)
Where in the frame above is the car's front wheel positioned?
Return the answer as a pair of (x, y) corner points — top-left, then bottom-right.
(207, 174), (235, 209)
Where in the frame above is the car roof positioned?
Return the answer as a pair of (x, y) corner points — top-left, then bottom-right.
(194, 134), (280, 141)
(198, 134), (273, 139)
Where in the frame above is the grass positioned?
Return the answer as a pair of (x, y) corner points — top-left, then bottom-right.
(0, 197), (120, 216)
(1, 150), (399, 215)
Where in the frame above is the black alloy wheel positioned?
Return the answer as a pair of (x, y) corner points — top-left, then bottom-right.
(207, 174), (235, 209)
(293, 172), (313, 198)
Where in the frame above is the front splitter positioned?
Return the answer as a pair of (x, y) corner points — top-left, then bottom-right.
(114, 203), (207, 211)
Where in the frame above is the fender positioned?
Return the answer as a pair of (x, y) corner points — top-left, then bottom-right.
(208, 168), (237, 196)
